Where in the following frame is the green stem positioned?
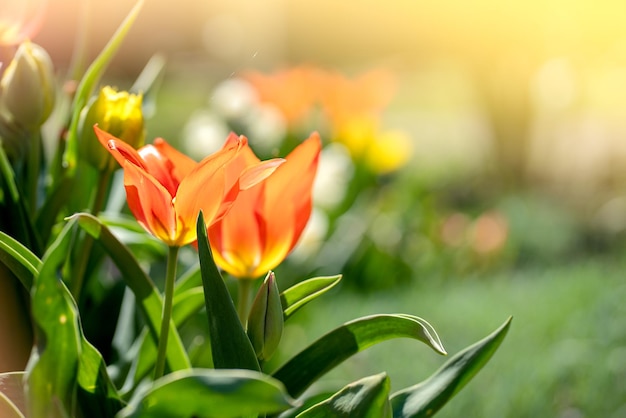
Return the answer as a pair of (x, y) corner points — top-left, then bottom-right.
(154, 245), (180, 380)
(237, 279), (254, 329)
(26, 130), (41, 217)
(70, 170), (111, 299)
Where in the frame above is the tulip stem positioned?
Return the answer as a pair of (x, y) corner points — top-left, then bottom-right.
(237, 279), (254, 329)
(154, 245), (180, 380)
(26, 131), (42, 216)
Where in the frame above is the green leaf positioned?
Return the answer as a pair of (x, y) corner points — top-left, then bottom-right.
(0, 144), (42, 254)
(120, 287), (207, 395)
(280, 275), (342, 320)
(272, 314), (446, 398)
(174, 263), (202, 294)
(117, 369), (295, 418)
(34, 175), (73, 247)
(390, 316), (512, 418)
(26, 218), (124, 418)
(62, 0), (144, 174)
(0, 230), (41, 290)
(72, 213), (190, 372)
(26, 219), (81, 418)
(276, 392), (335, 418)
(196, 212), (260, 371)
(129, 53), (167, 119)
(0, 372), (26, 417)
(296, 373), (392, 418)
(77, 338), (125, 418)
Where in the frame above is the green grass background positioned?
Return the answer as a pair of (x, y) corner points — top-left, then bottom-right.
(277, 255), (626, 417)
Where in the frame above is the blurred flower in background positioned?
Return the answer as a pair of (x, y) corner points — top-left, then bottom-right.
(0, 0), (47, 46)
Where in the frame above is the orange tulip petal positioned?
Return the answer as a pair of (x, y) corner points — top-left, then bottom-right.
(122, 161), (177, 245)
(94, 125), (147, 170)
(209, 133), (321, 278)
(222, 134), (257, 188)
(152, 138), (197, 180)
(253, 203), (296, 277)
(264, 132), (321, 246)
(239, 158), (285, 190)
(174, 137), (243, 244)
(208, 187), (264, 277)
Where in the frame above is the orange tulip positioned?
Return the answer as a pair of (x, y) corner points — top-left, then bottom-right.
(94, 125), (283, 247)
(208, 132), (322, 279)
(243, 66), (322, 125)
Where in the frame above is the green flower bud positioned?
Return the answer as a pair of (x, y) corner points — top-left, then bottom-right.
(247, 271), (284, 362)
(0, 41), (55, 130)
(78, 86), (145, 171)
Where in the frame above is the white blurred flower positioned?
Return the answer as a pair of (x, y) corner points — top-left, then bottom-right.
(210, 78), (258, 120)
(182, 109), (230, 160)
(313, 143), (354, 210)
(290, 208), (329, 261)
(243, 104), (287, 154)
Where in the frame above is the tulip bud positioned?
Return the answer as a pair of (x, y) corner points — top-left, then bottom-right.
(0, 41), (55, 130)
(247, 272), (284, 362)
(78, 86), (145, 171)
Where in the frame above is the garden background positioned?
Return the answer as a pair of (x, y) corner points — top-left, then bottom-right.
(22, 0), (626, 416)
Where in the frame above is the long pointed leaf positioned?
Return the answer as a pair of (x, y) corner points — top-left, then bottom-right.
(272, 314), (446, 398)
(0, 231), (41, 290)
(119, 287), (206, 395)
(77, 338), (125, 418)
(62, 0), (144, 174)
(390, 316), (512, 417)
(26, 219), (82, 418)
(0, 145), (42, 254)
(26, 218), (125, 417)
(296, 373), (392, 418)
(280, 275), (342, 320)
(196, 212), (260, 371)
(72, 213), (190, 372)
(117, 369), (295, 418)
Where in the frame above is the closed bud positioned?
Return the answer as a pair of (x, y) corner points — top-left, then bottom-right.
(247, 272), (284, 362)
(78, 86), (145, 171)
(0, 41), (55, 130)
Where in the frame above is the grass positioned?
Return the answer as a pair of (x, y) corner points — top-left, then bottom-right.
(278, 254), (626, 417)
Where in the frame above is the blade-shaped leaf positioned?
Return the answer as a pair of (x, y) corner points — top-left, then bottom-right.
(390, 316), (512, 418)
(119, 287), (207, 395)
(77, 338), (125, 418)
(62, 0), (144, 174)
(174, 263), (202, 294)
(281, 275), (342, 320)
(196, 212), (260, 371)
(0, 144), (42, 254)
(296, 373), (392, 418)
(72, 213), (190, 372)
(26, 219), (81, 418)
(26, 218), (124, 418)
(129, 53), (167, 119)
(0, 372), (26, 417)
(34, 175), (73, 247)
(0, 230), (41, 290)
(272, 314), (446, 398)
(276, 392), (335, 418)
(117, 369), (295, 418)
